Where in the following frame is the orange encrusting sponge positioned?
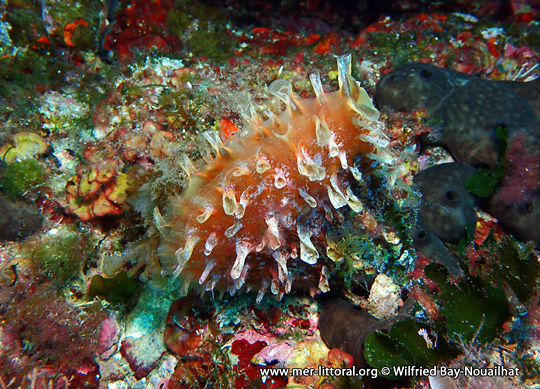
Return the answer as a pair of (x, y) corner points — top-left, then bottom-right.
(157, 55), (394, 300)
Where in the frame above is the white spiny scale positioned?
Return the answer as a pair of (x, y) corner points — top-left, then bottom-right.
(367, 147), (395, 166)
(268, 79), (292, 105)
(327, 185), (347, 209)
(354, 88), (381, 121)
(202, 130), (224, 154)
(296, 148), (326, 181)
(204, 232), (218, 255)
(314, 116), (332, 147)
(274, 169), (287, 189)
(309, 73), (327, 105)
(332, 56), (380, 122)
(196, 207), (214, 223)
(297, 224), (319, 264)
(346, 187), (364, 213)
(224, 221), (242, 238)
(180, 274), (194, 296)
(263, 109), (284, 130)
(205, 276), (218, 292)
(268, 79), (300, 113)
(318, 266), (330, 293)
(326, 173), (348, 209)
(153, 207), (168, 235)
(330, 174), (346, 197)
(242, 103), (268, 136)
(282, 211), (294, 228)
(242, 182), (263, 204)
(256, 152), (271, 173)
(266, 216), (281, 250)
(255, 239), (266, 252)
(234, 203), (245, 219)
(285, 277), (292, 294)
(298, 187), (317, 208)
(375, 143), (396, 162)
(337, 54), (353, 96)
(365, 153), (382, 166)
(265, 111), (291, 140)
(359, 132), (390, 149)
(348, 99), (381, 124)
(256, 280), (270, 304)
(232, 263), (250, 292)
(324, 206), (333, 222)
(272, 250), (288, 282)
(349, 165), (363, 181)
(236, 187), (252, 219)
(199, 259), (216, 284)
(346, 76), (362, 100)
(338, 151), (348, 169)
(270, 278), (279, 295)
(222, 189), (238, 215)
(249, 103), (261, 124)
(179, 153), (196, 176)
(232, 167), (251, 177)
(231, 240), (251, 279)
(386, 169), (398, 188)
(337, 55), (365, 102)
(328, 137), (340, 158)
(173, 235), (199, 278)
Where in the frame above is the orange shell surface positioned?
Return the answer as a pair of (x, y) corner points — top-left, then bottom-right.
(158, 55), (394, 300)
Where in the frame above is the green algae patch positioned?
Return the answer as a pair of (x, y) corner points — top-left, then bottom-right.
(425, 263), (511, 344)
(364, 318), (454, 379)
(89, 271), (142, 306)
(495, 236), (540, 303)
(1, 159), (45, 199)
(33, 233), (95, 285)
(166, 0), (236, 64)
(465, 125), (508, 197)
(367, 31), (432, 67)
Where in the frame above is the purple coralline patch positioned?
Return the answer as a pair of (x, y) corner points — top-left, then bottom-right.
(252, 342), (295, 365)
(97, 316), (121, 360)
